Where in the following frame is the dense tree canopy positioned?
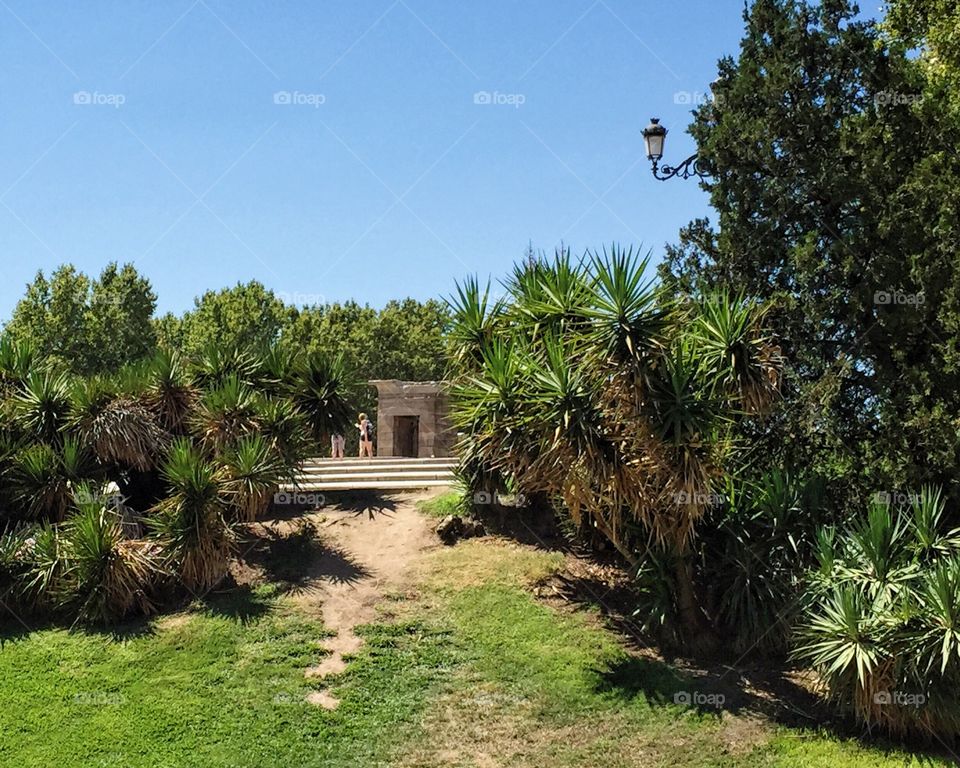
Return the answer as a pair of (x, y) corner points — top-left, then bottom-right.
(156, 281), (293, 355)
(6, 263), (157, 375)
(660, 0), (960, 501)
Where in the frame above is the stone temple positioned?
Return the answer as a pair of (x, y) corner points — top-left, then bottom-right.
(368, 380), (456, 458)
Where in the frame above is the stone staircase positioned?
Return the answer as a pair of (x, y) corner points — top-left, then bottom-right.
(285, 456), (458, 491)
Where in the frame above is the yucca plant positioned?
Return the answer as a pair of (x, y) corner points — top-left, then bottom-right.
(11, 371), (73, 444)
(447, 247), (784, 655)
(190, 374), (261, 455)
(0, 525), (31, 605)
(17, 522), (68, 611)
(60, 485), (160, 622)
(701, 470), (823, 655)
(8, 438), (95, 522)
(220, 435), (286, 521)
(291, 351), (353, 448)
(445, 275), (505, 370)
(150, 439), (234, 593)
(190, 344), (259, 390)
(0, 336), (38, 397)
(796, 488), (960, 738)
(67, 376), (167, 471)
(142, 348), (196, 433)
(253, 343), (295, 397)
(254, 396), (311, 475)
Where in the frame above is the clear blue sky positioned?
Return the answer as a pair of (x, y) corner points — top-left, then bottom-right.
(0, 0), (750, 319)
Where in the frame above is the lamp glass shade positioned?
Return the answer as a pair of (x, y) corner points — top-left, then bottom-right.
(642, 119), (667, 161)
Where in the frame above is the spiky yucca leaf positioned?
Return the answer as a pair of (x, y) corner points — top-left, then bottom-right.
(62, 486), (160, 622)
(292, 351), (353, 446)
(221, 435), (285, 522)
(143, 348), (197, 432)
(68, 377), (167, 471)
(12, 371), (72, 444)
(151, 440), (234, 592)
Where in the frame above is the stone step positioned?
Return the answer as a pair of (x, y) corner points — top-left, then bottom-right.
(301, 457), (456, 466)
(286, 478), (455, 491)
(294, 470), (454, 482)
(281, 455), (457, 492)
(298, 464), (455, 476)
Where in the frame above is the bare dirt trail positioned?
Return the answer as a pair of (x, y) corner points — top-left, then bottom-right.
(290, 491), (439, 708)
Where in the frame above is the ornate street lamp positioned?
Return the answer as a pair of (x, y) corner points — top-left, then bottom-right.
(642, 118), (711, 181)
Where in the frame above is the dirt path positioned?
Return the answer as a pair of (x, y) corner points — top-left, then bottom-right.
(289, 491), (438, 708)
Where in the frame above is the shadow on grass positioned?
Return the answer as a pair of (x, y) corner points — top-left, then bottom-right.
(200, 583), (275, 624)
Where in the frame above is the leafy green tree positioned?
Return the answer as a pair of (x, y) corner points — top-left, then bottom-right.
(172, 282), (293, 356)
(885, 0), (960, 116)
(6, 263), (157, 374)
(660, 0), (960, 503)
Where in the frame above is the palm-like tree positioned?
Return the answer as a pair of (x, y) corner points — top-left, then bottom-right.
(796, 490), (960, 737)
(150, 439), (234, 592)
(221, 434), (286, 521)
(142, 348), (197, 433)
(61, 484), (160, 622)
(0, 336), (38, 397)
(67, 377), (168, 471)
(291, 351), (353, 449)
(9, 438), (95, 522)
(11, 371), (73, 445)
(190, 374), (261, 455)
(447, 246), (782, 653)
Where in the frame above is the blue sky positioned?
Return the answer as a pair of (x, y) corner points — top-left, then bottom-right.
(0, 0), (752, 318)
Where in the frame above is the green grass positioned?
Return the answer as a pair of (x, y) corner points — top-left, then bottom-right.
(0, 532), (951, 767)
(0, 585), (458, 768)
(415, 489), (467, 518)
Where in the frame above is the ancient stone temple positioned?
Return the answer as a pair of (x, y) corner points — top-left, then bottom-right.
(367, 380), (456, 458)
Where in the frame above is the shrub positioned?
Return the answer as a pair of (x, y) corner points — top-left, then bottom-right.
(60, 487), (160, 622)
(795, 487), (960, 738)
(150, 440), (235, 593)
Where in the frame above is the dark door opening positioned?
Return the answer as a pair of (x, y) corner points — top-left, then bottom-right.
(393, 415), (419, 457)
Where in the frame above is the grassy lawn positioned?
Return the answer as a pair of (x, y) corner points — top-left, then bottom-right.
(0, 509), (950, 767)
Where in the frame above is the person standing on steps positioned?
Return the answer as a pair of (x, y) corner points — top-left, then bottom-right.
(357, 412), (375, 458)
(330, 431), (345, 459)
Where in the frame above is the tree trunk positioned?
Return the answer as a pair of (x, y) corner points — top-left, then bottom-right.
(672, 551), (719, 658)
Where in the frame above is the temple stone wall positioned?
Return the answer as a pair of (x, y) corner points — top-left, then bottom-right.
(368, 380), (456, 458)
